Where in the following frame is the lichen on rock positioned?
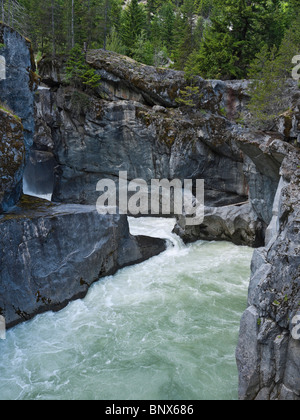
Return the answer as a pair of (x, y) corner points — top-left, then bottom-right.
(0, 109), (25, 212)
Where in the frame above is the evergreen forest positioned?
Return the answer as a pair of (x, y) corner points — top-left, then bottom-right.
(1, 0), (300, 81)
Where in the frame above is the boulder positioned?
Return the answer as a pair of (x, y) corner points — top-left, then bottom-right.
(174, 203), (264, 247)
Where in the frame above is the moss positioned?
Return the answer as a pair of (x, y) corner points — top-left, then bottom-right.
(29, 69), (40, 91)
(168, 83), (181, 101)
(0, 195), (55, 222)
(0, 109), (25, 188)
(0, 103), (22, 123)
(135, 108), (152, 127)
(282, 110), (293, 139)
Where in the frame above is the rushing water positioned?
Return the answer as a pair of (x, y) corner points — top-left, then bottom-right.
(0, 217), (253, 400)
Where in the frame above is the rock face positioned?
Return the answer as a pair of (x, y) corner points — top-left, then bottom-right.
(0, 23), (37, 156)
(0, 109), (25, 212)
(0, 23), (37, 211)
(236, 100), (300, 400)
(0, 195), (166, 329)
(174, 203), (263, 247)
(33, 49), (300, 400)
(37, 50), (249, 210)
(0, 31), (167, 331)
(174, 111), (296, 246)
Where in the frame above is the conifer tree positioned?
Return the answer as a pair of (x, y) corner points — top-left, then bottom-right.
(186, 0), (289, 80)
(121, 0), (146, 56)
(65, 44), (101, 89)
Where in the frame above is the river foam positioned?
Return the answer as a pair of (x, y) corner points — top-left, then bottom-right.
(0, 217), (253, 400)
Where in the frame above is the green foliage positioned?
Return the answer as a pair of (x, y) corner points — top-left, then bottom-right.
(176, 85), (200, 107)
(132, 30), (154, 65)
(106, 27), (127, 55)
(65, 44), (101, 90)
(0, 101), (21, 122)
(185, 0), (290, 80)
(6, 0), (300, 81)
(121, 0), (146, 56)
(247, 14), (300, 128)
(247, 46), (285, 127)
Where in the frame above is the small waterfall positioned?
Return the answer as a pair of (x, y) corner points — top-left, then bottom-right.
(23, 150), (55, 202)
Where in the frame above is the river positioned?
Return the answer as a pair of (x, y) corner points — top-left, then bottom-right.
(0, 216), (253, 400)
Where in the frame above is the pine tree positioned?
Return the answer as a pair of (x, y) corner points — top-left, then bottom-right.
(65, 44), (101, 89)
(173, 0), (196, 70)
(121, 0), (146, 56)
(132, 30), (154, 65)
(186, 0), (289, 80)
(106, 26), (126, 55)
(159, 1), (175, 50)
(247, 14), (300, 127)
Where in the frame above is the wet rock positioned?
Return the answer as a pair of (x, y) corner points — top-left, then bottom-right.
(0, 23), (37, 212)
(0, 109), (25, 212)
(237, 147), (300, 400)
(0, 195), (166, 329)
(174, 203), (263, 247)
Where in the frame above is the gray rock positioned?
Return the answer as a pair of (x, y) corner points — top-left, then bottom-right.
(0, 23), (37, 212)
(0, 109), (25, 212)
(237, 148), (300, 400)
(0, 23), (37, 157)
(174, 203), (263, 247)
(35, 87), (248, 210)
(236, 305), (260, 400)
(0, 195), (166, 329)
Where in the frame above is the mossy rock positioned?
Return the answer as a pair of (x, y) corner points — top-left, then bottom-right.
(0, 109), (25, 212)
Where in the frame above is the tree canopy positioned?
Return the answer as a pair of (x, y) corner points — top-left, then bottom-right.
(1, 0), (299, 80)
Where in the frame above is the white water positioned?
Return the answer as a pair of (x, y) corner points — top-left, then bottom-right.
(0, 217), (253, 400)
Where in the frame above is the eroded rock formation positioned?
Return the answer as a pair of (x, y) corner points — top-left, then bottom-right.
(0, 24), (37, 211)
(2, 41), (300, 399)
(236, 140), (300, 400)
(0, 109), (25, 212)
(37, 50), (249, 211)
(0, 28), (167, 329)
(0, 195), (166, 329)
